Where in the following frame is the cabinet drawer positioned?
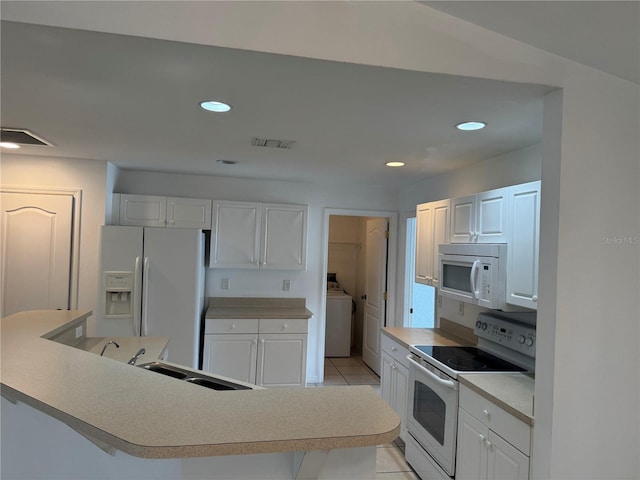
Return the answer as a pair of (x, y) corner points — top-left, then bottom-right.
(259, 318), (308, 334)
(205, 318), (259, 334)
(459, 384), (531, 454)
(381, 333), (409, 365)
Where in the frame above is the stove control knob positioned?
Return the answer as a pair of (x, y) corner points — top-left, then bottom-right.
(525, 336), (534, 347)
(475, 320), (482, 329)
(518, 335), (526, 344)
(481, 322), (488, 331)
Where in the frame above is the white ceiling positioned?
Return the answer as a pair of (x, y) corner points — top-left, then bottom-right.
(4, 1), (634, 188)
(423, 1), (640, 85)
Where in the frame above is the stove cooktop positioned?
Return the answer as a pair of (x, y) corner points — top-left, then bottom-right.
(412, 346), (526, 373)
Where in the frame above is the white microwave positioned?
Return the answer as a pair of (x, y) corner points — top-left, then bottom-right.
(438, 243), (507, 310)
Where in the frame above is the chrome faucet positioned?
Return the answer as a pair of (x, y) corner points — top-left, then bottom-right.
(128, 348), (146, 365)
(100, 340), (120, 356)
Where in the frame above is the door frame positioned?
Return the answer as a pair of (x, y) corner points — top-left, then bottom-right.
(1, 185), (82, 310)
(319, 207), (398, 382)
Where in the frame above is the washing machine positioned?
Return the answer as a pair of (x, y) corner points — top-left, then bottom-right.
(325, 292), (352, 357)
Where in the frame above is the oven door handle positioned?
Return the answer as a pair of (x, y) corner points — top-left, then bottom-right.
(407, 355), (458, 390)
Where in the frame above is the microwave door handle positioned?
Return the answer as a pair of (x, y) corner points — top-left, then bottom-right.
(470, 260), (480, 299)
(407, 355), (457, 390)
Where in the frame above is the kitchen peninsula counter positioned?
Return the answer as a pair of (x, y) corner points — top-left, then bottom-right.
(1, 310), (398, 468)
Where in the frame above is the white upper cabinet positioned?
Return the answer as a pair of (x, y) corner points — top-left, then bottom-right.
(210, 201), (308, 270)
(166, 197), (212, 229)
(506, 181), (541, 310)
(415, 199), (450, 286)
(260, 204), (307, 270)
(450, 188), (509, 243)
(119, 194), (167, 227)
(210, 201), (262, 269)
(118, 194), (212, 229)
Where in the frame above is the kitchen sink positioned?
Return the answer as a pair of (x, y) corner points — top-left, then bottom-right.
(138, 362), (252, 391)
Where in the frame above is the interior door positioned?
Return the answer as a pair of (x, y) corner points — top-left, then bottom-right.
(1, 192), (74, 316)
(362, 218), (388, 375)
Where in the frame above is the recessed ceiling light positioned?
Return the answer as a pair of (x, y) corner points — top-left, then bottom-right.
(385, 161), (405, 167)
(0, 142), (20, 149)
(456, 121), (486, 131)
(200, 100), (232, 113)
(217, 159), (237, 165)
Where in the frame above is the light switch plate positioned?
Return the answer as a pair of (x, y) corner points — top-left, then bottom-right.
(221, 278), (230, 290)
(283, 280), (291, 291)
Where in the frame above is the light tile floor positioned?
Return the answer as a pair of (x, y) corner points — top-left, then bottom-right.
(308, 355), (418, 479)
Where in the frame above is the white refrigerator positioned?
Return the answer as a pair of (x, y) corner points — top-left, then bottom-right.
(98, 226), (205, 369)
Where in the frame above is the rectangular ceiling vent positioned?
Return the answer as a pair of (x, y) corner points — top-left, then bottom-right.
(252, 137), (296, 149)
(1, 128), (53, 146)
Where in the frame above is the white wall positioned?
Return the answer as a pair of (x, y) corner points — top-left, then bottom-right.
(118, 2), (637, 478)
(1, 155), (108, 336)
(115, 170), (398, 382)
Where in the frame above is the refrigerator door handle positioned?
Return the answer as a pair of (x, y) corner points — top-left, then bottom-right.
(142, 256), (150, 336)
(134, 256), (142, 336)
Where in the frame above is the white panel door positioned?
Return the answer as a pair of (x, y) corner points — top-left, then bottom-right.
(256, 333), (307, 387)
(476, 188), (509, 243)
(487, 431), (530, 480)
(507, 182), (540, 309)
(362, 218), (388, 375)
(202, 334), (258, 384)
(1, 193), (73, 316)
(431, 199), (450, 286)
(260, 204), (307, 270)
(415, 203), (433, 285)
(119, 194), (167, 227)
(210, 201), (261, 268)
(166, 197), (212, 229)
(456, 409), (489, 480)
(450, 195), (476, 243)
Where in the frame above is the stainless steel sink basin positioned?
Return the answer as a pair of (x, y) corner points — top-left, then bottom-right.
(184, 377), (251, 391)
(138, 362), (252, 391)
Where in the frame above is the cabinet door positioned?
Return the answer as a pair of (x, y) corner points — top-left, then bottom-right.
(380, 351), (395, 410)
(166, 197), (212, 229)
(506, 182), (540, 309)
(476, 188), (509, 243)
(202, 334), (258, 384)
(431, 199), (450, 286)
(487, 431), (530, 480)
(394, 360), (409, 442)
(210, 201), (261, 268)
(260, 204), (308, 270)
(119, 194), (167, 227)
(450, 195), (476, 243)
(256, 333), (307, 387)
(415, 203), (434, 284)
(456, 408), (489, 480)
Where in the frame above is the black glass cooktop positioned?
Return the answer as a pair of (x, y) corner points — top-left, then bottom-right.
(413, 346), (526, 372)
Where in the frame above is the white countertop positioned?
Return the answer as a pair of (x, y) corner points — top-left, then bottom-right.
(1, 310), (399, 459)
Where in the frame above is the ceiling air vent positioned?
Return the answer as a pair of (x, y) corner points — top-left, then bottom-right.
(0, 128), (53, 146)
(252, 137), (296, 149)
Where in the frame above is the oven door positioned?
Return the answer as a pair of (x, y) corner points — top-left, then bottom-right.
(406, 354), (459, 476)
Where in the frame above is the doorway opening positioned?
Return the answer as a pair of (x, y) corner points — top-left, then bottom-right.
(404, 217), (435, 328)
(319, 208), (397, 384)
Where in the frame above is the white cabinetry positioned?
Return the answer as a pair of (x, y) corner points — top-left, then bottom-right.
(456, 385), (531, 480)
(210, 201), (308, 270)
(450, 188), (509, 243)
(203, 318), (308, 387)
(506, 181), (541, 310)
(415, 199), (450, 286)
(117, 194), (212, 229)
(380, 334), (409, 441)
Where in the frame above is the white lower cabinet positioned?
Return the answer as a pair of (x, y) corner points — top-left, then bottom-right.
(380, 334), (409, 441)
(203, 318), (307, 387)
(456, 385), (531, 480)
